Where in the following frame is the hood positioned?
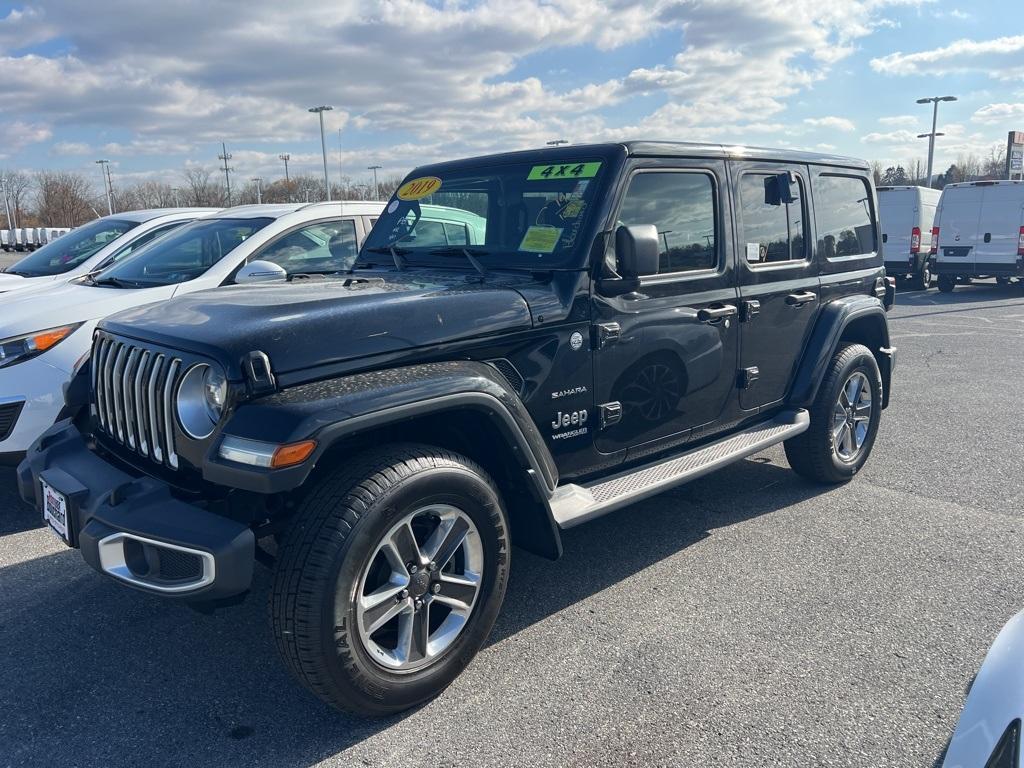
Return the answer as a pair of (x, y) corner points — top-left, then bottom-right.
(101, 273), (536, 377)
(0, 272), (62, 295)
(0, 280), (175, 337)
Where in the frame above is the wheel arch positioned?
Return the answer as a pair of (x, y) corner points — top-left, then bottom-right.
(789, 297), (894, 410)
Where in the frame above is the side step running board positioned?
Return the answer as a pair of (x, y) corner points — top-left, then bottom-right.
(549, 409), (809, 529)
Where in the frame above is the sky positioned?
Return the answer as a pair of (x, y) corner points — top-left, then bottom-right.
(0, 0), (1022, 194)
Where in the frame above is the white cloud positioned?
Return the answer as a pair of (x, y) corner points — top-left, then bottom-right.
(871, 35), (1024, 78)
(52, 141), (92, 156)
(972, 103), (1024, 125)
(0, 0), (934, 174)
(0, 121), (52, 159)
(804, 116), (856, 131)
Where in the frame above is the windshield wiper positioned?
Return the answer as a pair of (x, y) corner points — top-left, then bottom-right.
(427, 247), (490, 279)
(92, 276), (143, 289)
(361, 245), (410, 271)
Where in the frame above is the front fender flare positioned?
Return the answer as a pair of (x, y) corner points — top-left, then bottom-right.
(207, 360), (558, 499)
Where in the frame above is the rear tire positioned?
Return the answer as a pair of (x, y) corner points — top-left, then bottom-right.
(937, 274), (956, 293)
(784, 343), (882, 484)
(912, 262), (931, 291)
(270, 444), (510, 716)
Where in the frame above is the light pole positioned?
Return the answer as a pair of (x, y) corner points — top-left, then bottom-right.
(547, 139), (569, 147)
(308, 105), (334, 201)
(218, 142), (233, 205)
(251, 177), (263, 204)
(916, 96), (957, 187)
(0, 177), (15, 230)
(367, 165), (382, 197)
(95, 160), (113, 215)
(279, 153), (291, 183)
(338, 128), (344, 190)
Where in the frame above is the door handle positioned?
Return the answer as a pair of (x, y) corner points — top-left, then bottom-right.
(697, 304), (738, 324)
(984, 233), (992, 243)
(785, 291), (817, 307)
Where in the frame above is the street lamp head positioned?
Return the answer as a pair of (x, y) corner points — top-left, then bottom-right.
(308, 105), (334, 113)
(940, 96), (958, 102)
(916, 98), (931, 104)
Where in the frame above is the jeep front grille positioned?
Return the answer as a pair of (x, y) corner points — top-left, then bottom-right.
(91, 334), (181, 469)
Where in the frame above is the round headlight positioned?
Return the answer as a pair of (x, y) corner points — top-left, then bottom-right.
(176, 364), (226, 439)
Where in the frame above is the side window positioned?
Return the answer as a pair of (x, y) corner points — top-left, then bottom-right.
(442, 222), (470, 246)
(738, 172), (807, 265)
(98, 222), (185, 270)
(398, 219), (447, 247)
(815, 174), (876, 258)
(616, 171), (717, 274)
(256, 219), (358, 273)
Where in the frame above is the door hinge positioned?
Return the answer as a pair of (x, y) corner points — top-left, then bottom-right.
(598, 401), (623, 430)
(592, 322), (621, 349)
(737, 366), (760, 390)
(740, 299), (760, 322)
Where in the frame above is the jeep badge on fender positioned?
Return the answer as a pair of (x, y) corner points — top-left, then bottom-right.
(18, 141), (894, 716)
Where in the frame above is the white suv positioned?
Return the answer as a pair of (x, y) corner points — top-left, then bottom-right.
(0, 209), (217, 295)
(0, 201), (383, 461)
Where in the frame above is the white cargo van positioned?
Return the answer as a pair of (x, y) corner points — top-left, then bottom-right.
(878, 185), (940, 289)
(929, 180), (1024, 292)
(0, 229), (11, 251)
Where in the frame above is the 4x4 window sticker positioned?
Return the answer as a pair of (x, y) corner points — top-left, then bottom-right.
(611, 168), (724, 282)
(740, 170), (810, 268)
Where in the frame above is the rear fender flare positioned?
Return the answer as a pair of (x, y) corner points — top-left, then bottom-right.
(789, 296), (894, 409)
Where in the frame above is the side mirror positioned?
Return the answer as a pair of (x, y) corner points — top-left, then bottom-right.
(764, 172), (797, 206)
(615, 224), (660, 278)
(235, 260), (287, 284)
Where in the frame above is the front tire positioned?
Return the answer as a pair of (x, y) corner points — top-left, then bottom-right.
(271, 444), (510, 715)
(784, 343), (882, 484)
(937, 274), (956, 293)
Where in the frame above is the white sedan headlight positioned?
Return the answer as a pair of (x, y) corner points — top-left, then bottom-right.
(0, 324), (82, 369)
(176, 363), (227, 439)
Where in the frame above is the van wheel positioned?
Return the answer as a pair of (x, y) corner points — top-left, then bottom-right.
(784, 343), (882, 484)
(270, 444), (510, 716)
(912, 262), (931, 290)
(937, 274), (956, 293)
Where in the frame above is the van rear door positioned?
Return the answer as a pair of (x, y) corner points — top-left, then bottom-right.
(879, 189), (916, 274)
(974, 184), (1024, 276)
(936, 185), (983, 274)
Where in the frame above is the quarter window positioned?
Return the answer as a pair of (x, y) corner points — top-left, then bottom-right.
(616, 172), (717, 274)
(815, 174), (876, 258)
(258, 219), (359, 273)
(738, 172), (807, 264)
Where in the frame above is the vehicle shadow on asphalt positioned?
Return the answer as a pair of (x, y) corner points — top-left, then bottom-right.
(0, 456), (831, 767)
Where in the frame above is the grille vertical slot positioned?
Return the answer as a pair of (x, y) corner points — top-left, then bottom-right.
(91, 333), (182, 468)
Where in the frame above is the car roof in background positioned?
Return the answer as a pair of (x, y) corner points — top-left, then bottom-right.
(112, 207), (219, 223)
(196, 201), (386, 221)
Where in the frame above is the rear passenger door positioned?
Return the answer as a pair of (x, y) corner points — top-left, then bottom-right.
(733, 162), (819, 411)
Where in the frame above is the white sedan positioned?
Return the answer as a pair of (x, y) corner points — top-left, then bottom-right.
(0, 201), (383, 462)
(0, 208), (216, 295)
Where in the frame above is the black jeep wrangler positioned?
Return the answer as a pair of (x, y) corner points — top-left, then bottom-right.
(19, 142), (895, 715)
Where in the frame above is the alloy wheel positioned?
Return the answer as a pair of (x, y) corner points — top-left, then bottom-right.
(831, 372), (872, 462)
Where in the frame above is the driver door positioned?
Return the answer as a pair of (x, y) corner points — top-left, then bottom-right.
(592, 161), (740, 457)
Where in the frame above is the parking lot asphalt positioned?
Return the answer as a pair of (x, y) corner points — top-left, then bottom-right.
(2, 280), (1024, 768)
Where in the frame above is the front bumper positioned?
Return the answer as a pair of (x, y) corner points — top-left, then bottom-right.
(18, 420), (254, 600)
(0, 355), (74, 456)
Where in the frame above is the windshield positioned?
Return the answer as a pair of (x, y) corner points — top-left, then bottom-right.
(97, 217), (272, 287)
(5, 218), (138, 276)
(361, 159), (607, 269)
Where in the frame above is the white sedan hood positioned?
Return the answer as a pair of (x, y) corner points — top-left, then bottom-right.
(0, 272), (63, 295)
(0, 280), (176, 339)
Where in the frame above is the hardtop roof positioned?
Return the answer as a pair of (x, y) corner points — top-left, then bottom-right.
(406, 141), (870, 176)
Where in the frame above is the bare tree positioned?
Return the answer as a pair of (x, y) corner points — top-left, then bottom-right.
(118, 180), (178, 211)
(1, 170), (33, 226)
(869, 161), (883, 186)
(181, 167), (225, 207)
(955, 153), (983, 182)
(982, 145), (1007, 179)
(35, 171), (99, 227)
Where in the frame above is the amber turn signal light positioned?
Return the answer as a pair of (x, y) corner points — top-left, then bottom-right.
(270, 440), (317, 468)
